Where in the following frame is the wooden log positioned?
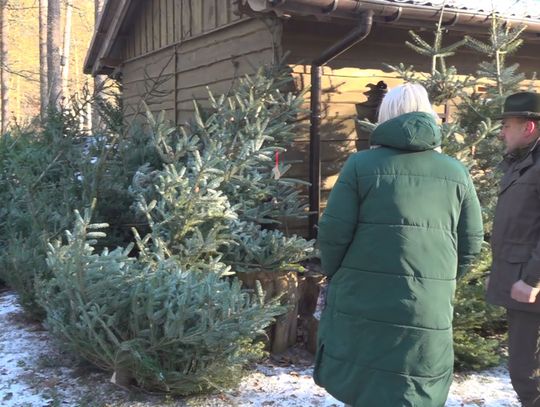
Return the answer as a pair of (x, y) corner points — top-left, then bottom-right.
(297, 267), (326, 354)
(238, 270), (300, 355)
(110, 366), (134, 389)
(272, 272), (296, 353)
(299, 272), (324, 316)
(305, 315), (319, 354)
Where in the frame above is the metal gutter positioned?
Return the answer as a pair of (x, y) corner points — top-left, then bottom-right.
(245, 0), (540, 36)
(308, 10), (374, 239)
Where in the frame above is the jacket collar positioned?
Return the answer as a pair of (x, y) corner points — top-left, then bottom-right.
(371, 112), (441, 152)
(499, 138), (540, 195)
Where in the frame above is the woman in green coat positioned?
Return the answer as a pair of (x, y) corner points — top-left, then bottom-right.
(313, 83), (484, 407)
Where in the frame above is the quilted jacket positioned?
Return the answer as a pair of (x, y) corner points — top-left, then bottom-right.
(314, 112), (484, 407)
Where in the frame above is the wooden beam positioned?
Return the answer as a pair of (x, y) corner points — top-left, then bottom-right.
(99, 57), (124, 67)
(92, 0), (132, 75)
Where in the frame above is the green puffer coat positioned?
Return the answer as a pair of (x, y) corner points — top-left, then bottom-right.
(313, 112), (484, 407)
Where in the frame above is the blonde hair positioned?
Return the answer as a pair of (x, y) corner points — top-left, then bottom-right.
(377, 83), (438, 124)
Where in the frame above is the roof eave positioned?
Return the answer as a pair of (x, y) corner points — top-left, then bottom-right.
(84, 0), (135, 76)
(244, 0), (540, 37)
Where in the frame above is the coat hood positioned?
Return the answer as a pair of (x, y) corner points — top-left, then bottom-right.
(371, 112), (441, 151)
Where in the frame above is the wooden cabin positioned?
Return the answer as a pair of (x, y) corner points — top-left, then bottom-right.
(85, 0), (540, 237)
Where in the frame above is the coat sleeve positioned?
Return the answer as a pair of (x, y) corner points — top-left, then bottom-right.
(318, 156), (359, 278)
(456, 176), (484, 279)
(521, 176), (540, 287)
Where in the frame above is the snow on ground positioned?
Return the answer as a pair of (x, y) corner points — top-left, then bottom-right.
(447, 367), (520, 407)
(0, 289), (521, 407)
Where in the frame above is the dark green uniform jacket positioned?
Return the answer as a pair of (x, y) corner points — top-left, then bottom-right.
(314, 112), (484, 407)
(487, 142), (540, 312)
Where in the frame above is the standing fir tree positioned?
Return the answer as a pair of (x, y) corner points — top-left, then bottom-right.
(37, 67), (315, 394)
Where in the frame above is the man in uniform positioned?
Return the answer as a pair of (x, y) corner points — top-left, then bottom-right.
(487, 92), (540, 407)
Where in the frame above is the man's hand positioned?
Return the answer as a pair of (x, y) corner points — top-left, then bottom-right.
(511, 280), (540, 303)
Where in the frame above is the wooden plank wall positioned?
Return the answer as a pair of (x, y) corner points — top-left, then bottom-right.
(122, 17), (278, 124)
(280, 20), (540, 237)
(124, 0), (243, 60)
(175, 18), (278, 120)
(280, 21), (448, 236)
(121, 0), (264, 124)
(122, 47), (176, 123)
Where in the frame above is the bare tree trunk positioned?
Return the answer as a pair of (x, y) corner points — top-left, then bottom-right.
(0, 0), (9, 133)
(47, 0), (62, 111)
(15, 74), (19, 125)
(92, 0), (106, 131)
(39, 0), (47, 119)
(61, 0), (72, 101)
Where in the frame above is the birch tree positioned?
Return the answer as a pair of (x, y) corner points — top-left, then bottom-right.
(39, 0), (47, 119)
(61, 0), (72, 99)
(47, 0), (62, 110)
(92, 0), (105, 130)
(0, 0), (9, 133)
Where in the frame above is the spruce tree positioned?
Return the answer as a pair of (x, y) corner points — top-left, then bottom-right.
(0, 108), (92, 317)
(37, 67), (314, 394)
(39, 208), (283, 395)
(131, 66), (314, 274)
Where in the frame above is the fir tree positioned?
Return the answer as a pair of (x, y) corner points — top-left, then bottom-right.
(388, 10), (473, 105)
(0, 108), (93, 317)
(36, 66), (314, 394)
(39, 208), (283, 395)
(131, 66), (314, 274)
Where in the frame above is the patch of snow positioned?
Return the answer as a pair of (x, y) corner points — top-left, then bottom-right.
(0, 293), (54, 407)
(447, 367), (520, 407)
(0, 291), (127, 407)
(0, 290), (523, 407)
(222, 366), (342, 406)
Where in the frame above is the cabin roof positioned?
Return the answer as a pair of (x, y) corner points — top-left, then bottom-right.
(383, 0), (540, 19)
(85, 0), (540, 76)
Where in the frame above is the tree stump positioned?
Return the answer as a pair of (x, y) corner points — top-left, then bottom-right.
(110, 367), (134, 389)
(298, 271), (325, 354)
(238, 270), (299, 354)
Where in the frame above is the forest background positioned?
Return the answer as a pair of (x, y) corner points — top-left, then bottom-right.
(0, 0), (96, 128)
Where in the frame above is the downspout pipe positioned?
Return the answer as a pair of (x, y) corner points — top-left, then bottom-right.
(309, 9), (373, 239)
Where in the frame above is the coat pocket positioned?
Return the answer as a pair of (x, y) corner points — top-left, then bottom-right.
(502, 243), (534, 264)
(495, 261), (525, 296)
(489, 244), (534, 304)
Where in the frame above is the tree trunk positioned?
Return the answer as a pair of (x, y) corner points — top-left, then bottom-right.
(39, 0), (47, 120)
(61, 0), (72, 101)
(15, 74), (19, 125)
(237, 271), (300, 354)
(0, 0), (9, 134)
(92, 0), (106, 131)
(47, 0), (62, 111)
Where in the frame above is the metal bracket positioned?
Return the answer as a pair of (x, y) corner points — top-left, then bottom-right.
(384, 7), (403, 23)
(321, 0), (339, 14)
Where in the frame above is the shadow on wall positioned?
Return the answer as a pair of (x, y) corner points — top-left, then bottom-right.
(277, 79), (387, 236)
(285, 79), (388, 182)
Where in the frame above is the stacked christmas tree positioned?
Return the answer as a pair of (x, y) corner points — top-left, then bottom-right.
(38, 67), (315, 394)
